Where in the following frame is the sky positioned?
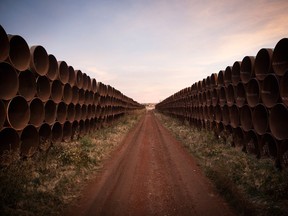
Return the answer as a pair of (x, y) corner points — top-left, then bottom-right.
(1, 0), (288, 103)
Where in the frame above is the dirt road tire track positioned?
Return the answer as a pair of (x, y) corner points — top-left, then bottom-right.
(66, 111), (236, 216)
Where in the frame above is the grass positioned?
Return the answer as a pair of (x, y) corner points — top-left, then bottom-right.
(155, 112), (288, 216)
(0, 110), (144, 216)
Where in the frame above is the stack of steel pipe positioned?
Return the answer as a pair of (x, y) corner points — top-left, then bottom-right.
(0, 25), (144, 164)
(156, 37), (288, 169)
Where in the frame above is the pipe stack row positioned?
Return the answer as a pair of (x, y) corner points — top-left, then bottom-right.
(0, 25), (144, 163)
(156, 38), (288, 169)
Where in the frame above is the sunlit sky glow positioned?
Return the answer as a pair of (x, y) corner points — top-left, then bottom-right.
(1, 0), (288, 103)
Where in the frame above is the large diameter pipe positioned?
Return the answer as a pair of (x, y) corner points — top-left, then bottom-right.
(87, 75), (92, 91)
(29, 45), (49, 76)
(235, 82), (246, 108)
(222, 104), (230, 126)
(211, 88), (218, 107)
(18, 70), (36, 101)
(62, 121), (72, 142)
(7, 35), (30, 71)
(0, 100), (5, 130)
(272, 38), (288, 76)
(92, 78), (97, 93)
(224, 66), (232, 87)
(0, 25), (9, 62)
(78, 88), (85, 105)
(240, 105), (253, 132)
(58, 61), (69, 84)
(217, 70), (225, 88)
(210, 73), (218, 89)
(56, 101), (67, 124)
(0, 127), (20, 164)
(75, 70), (83, 89)
(240, 56), (255, 84)
(36, 75), (51, 102)
(51, 122), (63, 143)
(226, 84), (235, 106)
(68, 65), (75, 86)
(231, 61), (241, 86)
(29, 97), (45, 127)
(63, 83), (72, 104)
(75, 104), (82, 121)
(280, 71), (288, 107)
(252, 104), (269, 135)
(20, 124), (39, 157)
(269, 103), (288, 140)
(0, 62), (19, 100)
(39, 123), (51, 151)
(51, 79), (63, 103)
(255, 48), (274, 81)
(71, 120), (79, 140)
(246, 78), (260, 108)
(72, 86), (79, 105)
(6, 96), (30, 130)
(219, 86), (226, 107)
(44, 100), (56, 125)
(261, 74), (279, 108)
(215, 104), (222, 123)
(79, 119), (85, 136)
(46, 54), (58, 81)
(81, 104), (87, 119)
(229, 105), (240, 128)
(67, 103), (75, 122)
(82, 73), (88, 90)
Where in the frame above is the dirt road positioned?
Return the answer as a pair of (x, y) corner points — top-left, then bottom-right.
(66, 111), (235, 216)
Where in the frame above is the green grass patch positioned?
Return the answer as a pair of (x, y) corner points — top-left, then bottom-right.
(155, 112), (288, 216)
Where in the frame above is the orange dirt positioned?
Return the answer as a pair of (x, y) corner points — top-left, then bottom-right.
(65, 111), (236, 216)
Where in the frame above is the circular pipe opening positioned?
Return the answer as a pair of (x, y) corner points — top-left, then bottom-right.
(30, 45), (49, 76)
(0, 127), (20, 163)
(51, 80), (63, 103)
(7, 35), (30, 71)
(87, 104), (92, 119)
(39, 123), (51, 151)
(235, 82), (246, 107)
(62, 121), (72, 142)
(222, 104), (230, 126)
(231, 61), (241, 86)
(215, 104), (222, 123)
(226, 84), (235, 106)
(255, 48), (274, 81)
(75, 104), (82, 121)
(63, 83), (72, 104)
(82, 73), (88, 90)
(229, 105), (240, 128)
(51, 122), (63, 143)
(58, 61), (69, 84)
(217, 70), (225, 87)
(44, 100), (56, 125)
(240, 105), (253, 132)
(72, 86), (79, 105)
(84, 90), (90, 105)
(85, 119), (90, 134)
(75, 70), (83, 89)
(36, 75), (51, 102)
(0, 62), (19, 100)
(92, 78), (97, 93)
(269, 103), (288, 140)
(56, 102), (67, 124)
(219, 86), (226, 107)
(240, 56), (255, 84)
(87, 75), (91, 91)
(29, 97), (44, 127)
(72, 120), (79, 140)
(47, 54), (58, 81)
(67, 103), (75, 122)
(280, 71), (288, 107)
(81, 104), (87, 119)
(261, 74), (279, 108)
(18, 70), (36, 101)
(78, 88), (85, 105)
(212, 89), (218, 107)
(246, 78), (260, 108)
(210, 73), (218, 89)
(272, 38), (288, 76)
(68, 65), (75, 86)
(224, 66), (232, 86)
(6, 96), (30, 130)
(20, 125), (39, 157)
(0, 25), (9, 62)
(252, 104), (269, 135)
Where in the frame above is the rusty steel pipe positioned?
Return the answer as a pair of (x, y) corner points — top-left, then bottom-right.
(79, 119), (85, 136)
(71, 120), (79, 140)
(36, 75), (51, 102)
(229, 105), (240, 128)
(219, 86), (226, 107)
(0, 62), (19, 100)
(240, 105), (253, 132)
(246, 78), (261, 108)
(261, 74), (279, 108)
(20, 124), (39, 157)
(75, 104), (82, 121)
(7, 35), (30, 71)
(62, 121), (72, 142)
(78, 88), (85, 105)
(75, 70), (83, 89)
(84, 90), (90, 105)
(206, 90), (212, 106)
(39, 123), (51, 151)
(240, 56), (255, 84)
(205, 76), (211, 90)
(0, 25), (9, 62)
(272, 38), (288, 76)
(226, 84), (235, 106)
(51, 122), (63, 143)
(67, 103), (75, 122)
(72, 86), (79, 105)
(6, 96), (30, 130)
(202, 78), (207, 91)
(29, 45), (49, 76)
(68, 65), (75, 86)
(81, 104), (87, 119)
(56, 101), (67, 124)
(50, 79), (63, 103)
(89, 118), (96, 132)
(259, 133), (278, 158)
(44, 100), (56, 125)
(63, 83), (72, 104)
(269, 103), (288, 140)
(82, 73), (88, 90)
(46, 54), (58, 81)
(0, 127), (20, 164)
(18, 70), (36, 101)
(215, 104), (222, 123)
(92, 78), (97, 93)
(29, 97), (45, 127)
(0, 100), (5, 130)
(255, 48), (274, 81)
(87, 104), (92, 119)
(87, 75), (92, 91)
(85, 119), (90, 134)
(211, 88), (218, 107)
(252, 104), (269, 135)
(217, 70), (225, 88)
(235, 82), (246, 108)
(58, 61), (69, 84)
(222, 104), (230, 126)
(280, 71), (288, 107)
(210, 73), (218, 89)
(224, 66), (232, 87)
(231, 61), (241, 86)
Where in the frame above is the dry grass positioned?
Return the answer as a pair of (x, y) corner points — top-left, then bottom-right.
(155, 112), (288, 216)
(0, 110), (144, 216)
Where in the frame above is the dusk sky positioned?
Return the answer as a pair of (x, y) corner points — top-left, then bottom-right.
(1, 0), (288, 103)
